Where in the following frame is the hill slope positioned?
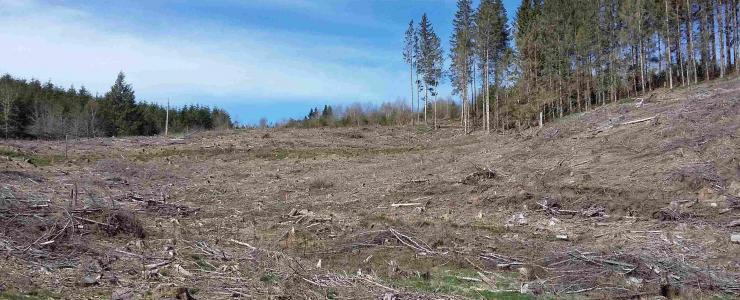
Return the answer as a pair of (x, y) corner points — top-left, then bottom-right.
(0, 78), (738, 299)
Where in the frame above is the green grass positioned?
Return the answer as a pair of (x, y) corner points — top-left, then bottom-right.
(0, 290), (59, 300)
(390, 268), (532, 300)
(190, 254), (217, 271)
(0, 148), (61, 167)
(259, 271), (281, 284)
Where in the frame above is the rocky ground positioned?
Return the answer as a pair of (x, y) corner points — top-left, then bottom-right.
(1, 77), (739, 299)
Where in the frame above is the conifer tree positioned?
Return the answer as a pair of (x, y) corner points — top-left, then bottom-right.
(450, 0), (474, 132)
(104, 72), (139, 136)
(404, 20), (416, 125)
(418, 13), (439, 125)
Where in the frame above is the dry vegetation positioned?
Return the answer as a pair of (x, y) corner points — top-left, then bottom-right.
(0, 78), (739, 299)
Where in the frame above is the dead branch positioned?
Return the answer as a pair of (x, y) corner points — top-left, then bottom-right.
(620, 115), (657, 126)
(229, 238), (256, 251)
(390, 202), (422, 208)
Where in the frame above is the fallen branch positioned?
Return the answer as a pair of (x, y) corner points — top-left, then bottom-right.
(360, 276), (398, 292)
(390, 202), (422, 208)
(388, 228), (438, 255)
(569, 251), (636, 273)
(73, 215), (111, 227)
(145, 260), (171, 270)
(229, 238), (256, 251)
(620, 115), (657, 126)
(455, 276), (482, 282)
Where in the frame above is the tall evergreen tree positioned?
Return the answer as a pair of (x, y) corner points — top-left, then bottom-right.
(103, 72), (139, 136)
(449, 0), (474, 132)
(476, 0), (495, 133)
(491, 0), (509, 130)
(429, 29), (445, 129)
(418, 13), (440, 125)
(404, 20), (416, 125)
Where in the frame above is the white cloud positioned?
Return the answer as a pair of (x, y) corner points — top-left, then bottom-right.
(0, 0), (409, 107)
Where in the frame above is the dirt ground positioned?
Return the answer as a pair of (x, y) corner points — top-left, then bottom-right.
(1, 77), (739, 299)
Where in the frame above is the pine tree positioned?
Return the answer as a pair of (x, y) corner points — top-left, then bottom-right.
(429, 30), (444, 129)
(491, 0), (509, 130)
(718, 0), (726, 78)
(403, 20), (416, 126)
(686, 0), (698, 83)
(450, 0), (474, 132)
(476, 0), (495, 133)
(104, 72), (140, 136)
(418, 13), (439, 125)
(665, 0), (674, 89)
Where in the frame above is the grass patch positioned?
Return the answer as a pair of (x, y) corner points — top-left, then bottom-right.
(0, 148), (62, 167)
(190, 254), (217, 271)
(0, 289), (60, 300)
(391, 268), (531, 300)
(259, 271), (281, 285)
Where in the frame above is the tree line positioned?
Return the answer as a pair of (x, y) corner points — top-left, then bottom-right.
(282, 99), (462, 128)
(0, 72), (232, 139)
(402, 0), (739, 133)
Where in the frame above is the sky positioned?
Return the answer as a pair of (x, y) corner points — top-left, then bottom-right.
(0, 0), (519, 125)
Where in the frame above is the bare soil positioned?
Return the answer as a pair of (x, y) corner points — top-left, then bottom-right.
(1, 78), (739, 299)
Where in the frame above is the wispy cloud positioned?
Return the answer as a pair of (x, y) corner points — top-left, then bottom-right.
(225, 0), (400, 32)
(0, 0), (408, 108)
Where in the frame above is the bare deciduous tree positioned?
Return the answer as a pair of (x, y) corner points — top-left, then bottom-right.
(0, 82), (18, 139)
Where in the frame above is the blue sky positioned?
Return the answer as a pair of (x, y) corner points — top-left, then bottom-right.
(0, 0), (519, 125)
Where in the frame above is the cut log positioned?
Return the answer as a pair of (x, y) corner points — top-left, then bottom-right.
(620, 115), (657, 126)
(229, 238), (256, 250)
(390, 202), (422, 208)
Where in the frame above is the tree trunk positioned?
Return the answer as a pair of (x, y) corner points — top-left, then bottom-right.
(434, 88), (438, 129)
(719, 0), (726, 78)
(494, 61), (501, 132)
(461, 70), (467, 133)
(732, 0), (740, 73)
(701, 0), (711, 80)
(410, 63), (414, 126)
(576, 64), (582, 113)
(711, 0), (718, 75)
(676, 1), (687, 86)
(472, 64), (482, 133)
(638, 2), (646, 94)
(485, 50), (490, 134)
(725, 0), (733, 71)
(424, 85), (428, 124)
(558, 71), (564, 118)
(666, 0), (675, 89)
(632, 45), (638, 94)
(416, 73), (421, 124)
(730, 0), (740, 73)
(165, 100), (169, 136)
(586, 63), (592, 111)
(538, 111), (543, 128)
(687, 0), (699, 84)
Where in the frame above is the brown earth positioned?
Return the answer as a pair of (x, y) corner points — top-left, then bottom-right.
(1, 77), (739, 299)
